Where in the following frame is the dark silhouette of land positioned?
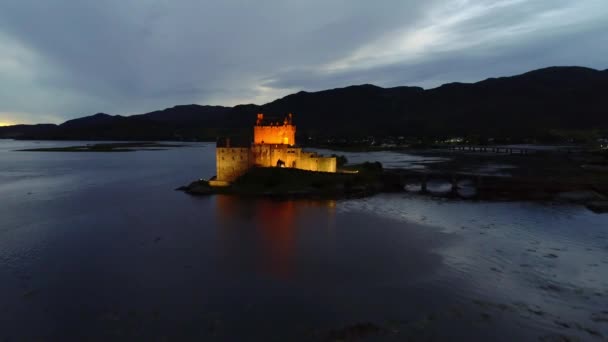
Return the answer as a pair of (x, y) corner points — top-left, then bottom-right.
(2, 66), (607, 142)
(17, 142), (186, 152)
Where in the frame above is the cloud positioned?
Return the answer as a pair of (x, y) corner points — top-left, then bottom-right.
(0, 0), (607, 124)
(265, 0), (608, 89)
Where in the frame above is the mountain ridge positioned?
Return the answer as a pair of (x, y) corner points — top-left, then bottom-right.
(2, 66), (607, 142)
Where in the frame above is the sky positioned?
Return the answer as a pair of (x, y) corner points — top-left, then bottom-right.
(1, 0), (607, 125)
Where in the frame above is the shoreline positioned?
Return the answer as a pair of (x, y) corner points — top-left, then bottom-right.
(178, 165), (608, 213)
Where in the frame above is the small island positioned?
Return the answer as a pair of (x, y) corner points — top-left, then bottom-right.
(18, 142), (186, 152)
(179, 161), (385, 198)
(179, 113), (386, 198)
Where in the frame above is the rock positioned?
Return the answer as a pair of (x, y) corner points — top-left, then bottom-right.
(587, 201), (608, 213)
(188, 185), (213, 195)
(557, 191), (605, 203)
(178, 180), (214, 195)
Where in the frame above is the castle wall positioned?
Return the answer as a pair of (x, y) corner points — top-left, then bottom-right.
(297, 152), (337, 172)
(314, 157), (338, 173)
(215, 145), (337, 183)
(213, 114), (336, 184)
(253, 125), (296, 145)
(249, 145), (336, 172)
(216, 147), (251, 182)
(250, 144), (301, 168)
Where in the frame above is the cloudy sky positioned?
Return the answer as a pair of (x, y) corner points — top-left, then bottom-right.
(1, 0), (607, 125)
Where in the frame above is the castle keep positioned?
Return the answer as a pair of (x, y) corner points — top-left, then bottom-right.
(212, 113), (337, 185)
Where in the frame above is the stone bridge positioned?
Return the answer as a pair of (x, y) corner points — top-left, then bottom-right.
(381, 169), (591, 200)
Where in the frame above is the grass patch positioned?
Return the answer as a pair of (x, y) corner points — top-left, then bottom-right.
(182, 164), (385, 198)
(231, 164), (384, 196)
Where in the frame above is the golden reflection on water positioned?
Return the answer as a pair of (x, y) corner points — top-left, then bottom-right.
(215, 195), (336, 279)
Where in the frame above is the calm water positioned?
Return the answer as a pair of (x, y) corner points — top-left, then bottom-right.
(1, 140), (607, 341)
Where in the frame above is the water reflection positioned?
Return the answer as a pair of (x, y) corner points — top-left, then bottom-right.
(215, 195), (336, 279)
(2, 140), (607, 340)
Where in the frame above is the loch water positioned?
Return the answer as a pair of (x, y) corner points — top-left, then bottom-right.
(1, 140), (607, 341)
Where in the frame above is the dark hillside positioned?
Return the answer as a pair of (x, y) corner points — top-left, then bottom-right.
(2, 66), (607, 142)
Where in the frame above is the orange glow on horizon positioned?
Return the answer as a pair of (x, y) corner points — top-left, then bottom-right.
(0, 121), (14, 127)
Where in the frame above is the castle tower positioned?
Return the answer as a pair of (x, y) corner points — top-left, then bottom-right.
(253, 113), (296, 146)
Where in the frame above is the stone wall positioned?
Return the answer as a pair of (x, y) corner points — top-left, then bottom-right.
(250, 144), (301, 168)
(297, 152), (337, 172)
(315, 156), (338, 173)
(250, 146), (336, 172)
(216, 147), (251, 182)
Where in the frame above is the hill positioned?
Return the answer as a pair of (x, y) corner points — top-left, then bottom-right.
(2, 66), (607, 142)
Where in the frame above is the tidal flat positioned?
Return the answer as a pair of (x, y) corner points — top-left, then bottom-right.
(1, 140), (607, 341)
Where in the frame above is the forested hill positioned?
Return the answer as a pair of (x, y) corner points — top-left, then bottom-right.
(2, 66), (607, 142)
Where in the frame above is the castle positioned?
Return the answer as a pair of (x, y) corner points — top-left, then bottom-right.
(211, 113), (337, 186)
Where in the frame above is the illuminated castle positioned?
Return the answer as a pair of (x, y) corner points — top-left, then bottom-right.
(211, 113), (337, 185)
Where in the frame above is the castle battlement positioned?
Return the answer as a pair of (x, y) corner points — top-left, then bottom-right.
(213, 113), (336, 184)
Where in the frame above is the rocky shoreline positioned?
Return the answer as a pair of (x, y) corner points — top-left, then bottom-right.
(178, 163), (608, 213)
